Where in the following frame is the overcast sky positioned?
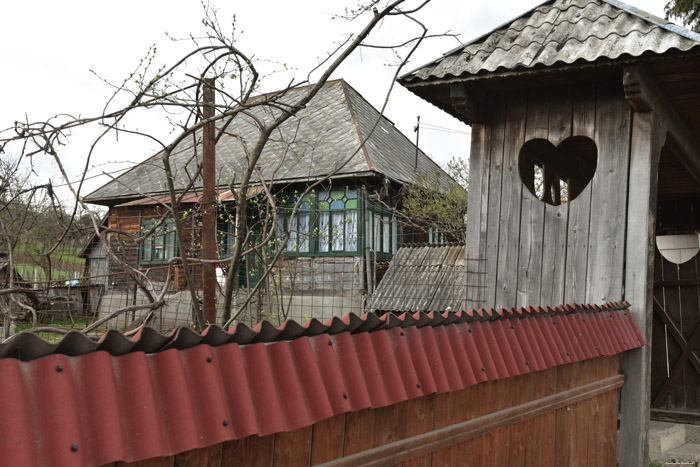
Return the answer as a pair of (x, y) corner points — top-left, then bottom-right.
(0, 0), (669, 197)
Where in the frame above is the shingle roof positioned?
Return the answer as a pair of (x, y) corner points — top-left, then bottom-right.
(400, 0), (700, 85)
(0, 302), (642, 465)
(85, 80), (453, 204)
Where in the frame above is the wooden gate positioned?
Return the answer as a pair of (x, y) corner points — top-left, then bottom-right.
(651, 248), (700, 423)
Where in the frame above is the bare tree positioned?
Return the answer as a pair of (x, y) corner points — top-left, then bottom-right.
(0, 0), (448, 337)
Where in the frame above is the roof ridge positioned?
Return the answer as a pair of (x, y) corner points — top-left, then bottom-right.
(338, 79), (374, 172)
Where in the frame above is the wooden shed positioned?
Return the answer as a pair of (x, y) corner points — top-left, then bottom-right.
(0, 302), (642, 465)
(398, 0), (700, 464)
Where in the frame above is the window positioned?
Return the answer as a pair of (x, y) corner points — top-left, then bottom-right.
(276, 187), (359, 255)
(140, 218), (177, 263)
(318, 189), (358, 253)
(367, 207), (399, 255)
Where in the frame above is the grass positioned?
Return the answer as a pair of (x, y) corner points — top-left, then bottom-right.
(15, 316), (124, 342)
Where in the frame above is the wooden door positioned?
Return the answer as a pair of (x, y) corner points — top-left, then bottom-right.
(651, 248), (700, 423)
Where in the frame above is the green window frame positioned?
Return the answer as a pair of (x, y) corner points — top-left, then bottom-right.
(140, 218), (177, 264)
(276, 187), (359, 256)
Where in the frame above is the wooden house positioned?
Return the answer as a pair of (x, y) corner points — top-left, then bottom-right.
(83, 79), (462, 326)
(398, 0), (700, 463)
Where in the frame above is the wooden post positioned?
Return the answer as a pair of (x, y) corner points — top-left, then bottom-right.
(619, 110), (661, 466)
(202, 78), (217, 324)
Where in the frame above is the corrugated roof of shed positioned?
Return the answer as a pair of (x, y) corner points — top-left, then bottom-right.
(400, 0), (700, 85)
(0, 301), (642, 465)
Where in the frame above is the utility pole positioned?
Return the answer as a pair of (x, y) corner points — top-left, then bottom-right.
(202, 78), (217, 325)
(413, 115), (420, 171)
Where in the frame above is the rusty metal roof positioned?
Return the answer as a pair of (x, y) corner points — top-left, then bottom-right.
(400, 0), (700, 85)
(86, 80), (456, 205)
(0, 301), (642, 465)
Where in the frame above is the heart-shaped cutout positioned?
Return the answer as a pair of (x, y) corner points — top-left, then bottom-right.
(518, 136), (597, 206)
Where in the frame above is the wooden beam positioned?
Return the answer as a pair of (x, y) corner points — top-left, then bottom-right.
(450, 83), (483, 124)
(651, 408), (700, 425)
(619, 109), (661, 467)
(623, 65), (700, 185)
(318, 374), (625, 467)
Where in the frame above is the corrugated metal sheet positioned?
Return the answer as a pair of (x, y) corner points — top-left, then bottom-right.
(0, 302), (642, 466)
(86, 80), (456, 205)
(367, 243), (469, 313)
(401, 0), (700, 84)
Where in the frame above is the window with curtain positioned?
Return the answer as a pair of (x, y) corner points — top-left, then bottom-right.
(276, 187), (359, 255)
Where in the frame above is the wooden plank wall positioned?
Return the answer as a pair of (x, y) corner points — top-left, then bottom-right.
(467, 84), (632, 309)
(111, 356), (621, 467)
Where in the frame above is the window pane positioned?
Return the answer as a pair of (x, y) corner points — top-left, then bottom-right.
(289, 217), (297, 251)
(332, 212), (344, 251)
(346, 188), (357, 199)
(392, 217), (398, 254)
(319, 212), (329, 252)
(142, 235), (152, 261)
(298, 212), (310, 252)
(345, 211), (357, 251)
(374, 213), (381, 251)
(331, 199), (344, 210)
(383, 215), (390, 253)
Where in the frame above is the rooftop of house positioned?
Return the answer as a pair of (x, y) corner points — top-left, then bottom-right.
(86, 79), (458, 206)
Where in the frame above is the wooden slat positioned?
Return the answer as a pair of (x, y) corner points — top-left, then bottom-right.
(372, 403), (405, 448)
(174, 444), (221, 467)
(586, 87), (631, 304)
(310, 415), (346, 464)
(465, 122), (492, 308)
(485, 100), (508, 307)
(402, 396), (435, 467)
(272, 426), (312, 467)
(540, 89), (572, 307)
(517, 90), (548, 307)
(343, 408), (375, 456)
(495, 95), (527, 308)
(220, 434), (274, 467)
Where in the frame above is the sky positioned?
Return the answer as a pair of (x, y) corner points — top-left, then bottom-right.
(0, 0), (670, 198)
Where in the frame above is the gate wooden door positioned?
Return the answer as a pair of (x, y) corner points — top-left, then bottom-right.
(651, 248), (700, 423)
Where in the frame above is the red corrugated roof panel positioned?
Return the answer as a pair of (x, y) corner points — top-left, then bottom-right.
(0, 301), (642, 466)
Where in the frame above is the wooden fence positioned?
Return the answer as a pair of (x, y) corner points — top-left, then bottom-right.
(108, 355), (622, 466)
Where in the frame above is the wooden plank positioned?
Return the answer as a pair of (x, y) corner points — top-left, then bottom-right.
(465, 122), (492, 308)
(430, 392), (457, 465)
(495, 94), (527, 308)
(174, 444), (221, 467)
(272, 425), (312, 467)
(651, 408), (700, 424)
(516, 89), (548, 307)
(343, 408), (375, 456)
(220, 434), (274, 467)
(310, 414), (346, 464)
(541, 89), (573, 307)
(619, 107), (661, 467)
(117, 456), (174, 467)
(586, 86), (631, 304)
(489, 379), (511, 467)
(316, 375), (625, 467)
(402, 395), (434, 467)
(484, 100), (508, 307)
(372, 403), (405, 448)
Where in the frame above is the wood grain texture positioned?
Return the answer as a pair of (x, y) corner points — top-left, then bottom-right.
(495, 95), (527, 308)
(517, 90), (548, 307)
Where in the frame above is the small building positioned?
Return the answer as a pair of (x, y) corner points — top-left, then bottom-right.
(398, 0), (700, 463)
(83, 79), (462, 327)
